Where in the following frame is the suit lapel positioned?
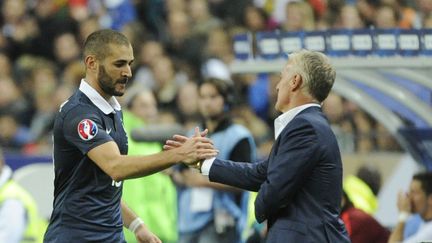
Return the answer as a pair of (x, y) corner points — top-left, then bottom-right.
(268, 133), (282, 163)
(267, 106), (322, 165)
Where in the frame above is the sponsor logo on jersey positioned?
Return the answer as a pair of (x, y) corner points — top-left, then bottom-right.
(77, 119), (98, 141)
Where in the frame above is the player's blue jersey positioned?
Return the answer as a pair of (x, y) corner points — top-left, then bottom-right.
(44, 81), (128, 243)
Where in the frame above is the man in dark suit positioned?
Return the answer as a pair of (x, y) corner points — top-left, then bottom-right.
(165, 49), (350, 243)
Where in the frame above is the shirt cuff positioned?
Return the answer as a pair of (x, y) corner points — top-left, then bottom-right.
(201, 157), (216, 176)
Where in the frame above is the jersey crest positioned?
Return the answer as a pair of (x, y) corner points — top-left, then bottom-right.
(77, 119), (98, 141)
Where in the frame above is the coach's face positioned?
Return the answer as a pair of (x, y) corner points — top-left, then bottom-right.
(97, 44), (134, 97)
(275, 60), (297, 112)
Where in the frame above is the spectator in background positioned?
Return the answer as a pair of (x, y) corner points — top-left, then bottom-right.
(122, 88), (178, 243)
(201, 26), (235, 88)
(27, 61), (59, 147)
(202, 27), (235, 75)
(188, 0), (222, 37)
(403, 213), (423, 240)
(282, 1), (315, 31)
(133, 40), (165, 89)
(165, 0), (187, 13)
(165, 10), (205, 77)
(356, 0), (380, 27)
(0, 77), (29, 124)
(247, 73), (270, 122)
(133, 0), (166, 40)
(172, 78), (256, 243)
(68, 0), (92, 23)
(335, 5), (365, 29)
(414, 0), (432, 28)
(231, 103), (273, 160)
(0, 147), (47, 242)
(0, 113), (33, 151)
(348, 104), (375, 152)
(175, 81), (200, 131)
(150, 55), (187, 109)
(242, 5), (277, 32)
(207, 0), (250, 26)
(424, 13), (432, 27)
(375, 123), (401, 151)
(341, 160), (388, 242)
(32, 0), (77, 61)
(121, 21), (147, 60)
(374, 4), (399, 28)
(0, 52), (12, 79)
(381, 0), (416, 29)
(77, 16), (101, 44)
(100, 0), (137, 31)
(322, 93), (355, 153)
(1, 0), (40, 60)
(388, 172), (432, 243)
(252, 0), (292, 25)
(344, 164), (382, 215)
(53, 32), (81, 71)
(61, 60), (86, 88)
(341, 188), (390, 243)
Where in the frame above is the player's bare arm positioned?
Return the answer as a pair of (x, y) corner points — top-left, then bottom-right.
(88, 134), (217, 181)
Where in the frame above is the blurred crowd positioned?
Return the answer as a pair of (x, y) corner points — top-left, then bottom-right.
(1, 0), (429, 156)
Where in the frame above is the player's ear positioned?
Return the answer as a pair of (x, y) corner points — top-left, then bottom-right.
(85, 55), (98, 71)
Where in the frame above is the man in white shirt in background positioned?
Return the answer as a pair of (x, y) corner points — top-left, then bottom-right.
(388, 171), (432, 243)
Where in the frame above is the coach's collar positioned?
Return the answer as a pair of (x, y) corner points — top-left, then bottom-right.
(79, 79), (121, 114)
(274, 103), (320, 140)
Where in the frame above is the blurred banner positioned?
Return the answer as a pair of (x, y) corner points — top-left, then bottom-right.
(234, 28), (432, 60)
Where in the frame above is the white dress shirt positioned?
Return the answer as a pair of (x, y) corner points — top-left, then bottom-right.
(273, 103), (320, 140)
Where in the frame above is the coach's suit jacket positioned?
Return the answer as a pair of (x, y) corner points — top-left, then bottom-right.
(209, 106), (350, 243)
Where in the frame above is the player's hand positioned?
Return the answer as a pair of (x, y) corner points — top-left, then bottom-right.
(164, 127), (208, 150)
(182, 127), (217, 164)
(164, 127), (217, 164)
(135, 224), (161, 243)
(163, 134), (188, 150)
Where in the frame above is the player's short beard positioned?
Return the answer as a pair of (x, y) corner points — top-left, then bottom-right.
(98, 65), (127, 97)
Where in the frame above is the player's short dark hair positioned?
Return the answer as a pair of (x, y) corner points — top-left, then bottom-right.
(83, 29), (130, 60)
(413, 172), (432, 196)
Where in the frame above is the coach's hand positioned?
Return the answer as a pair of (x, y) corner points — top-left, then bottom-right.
(135, 224), (162, 243)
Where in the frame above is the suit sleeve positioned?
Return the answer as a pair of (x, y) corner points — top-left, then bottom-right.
(254, 119), (320, 223)
(209, 158), (268, 192)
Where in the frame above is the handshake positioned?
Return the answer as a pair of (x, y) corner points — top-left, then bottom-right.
(163, 127), (218, 169)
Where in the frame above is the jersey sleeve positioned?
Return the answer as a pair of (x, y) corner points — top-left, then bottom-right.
(63, 108), (113, 155)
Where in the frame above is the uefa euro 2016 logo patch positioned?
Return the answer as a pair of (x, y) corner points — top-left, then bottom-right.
(77, 119), (98, 141)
